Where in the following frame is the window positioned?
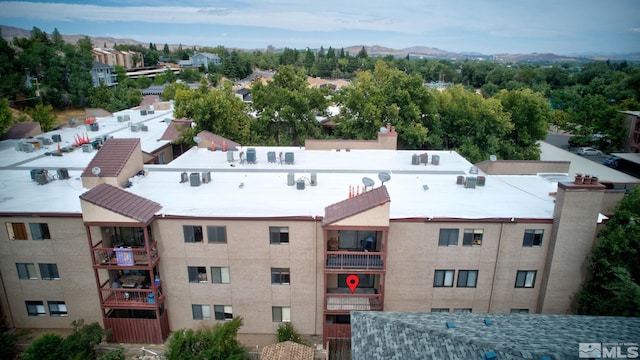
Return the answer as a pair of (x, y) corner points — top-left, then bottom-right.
(47, 301), (68, 317)
(29, 223), (51, 240)
(271, 268), (290, 284)
(457, 270), (478, 288)
(207, 226), (227, 243)
(510, 309), (530, 314)
(6, 222), (28, 240)
(438, 229), (459, 246)
(39, 263), (60, 280)
(16, 263), (37, 279)
(272, 306), (291, 322)
(431, 308), (450, 313)
(515, 270), (537, 288)
(462, 229), (483, 246)
(192, 304), (211, 320)
(183, 225), (203, 243)
(523, 229), (544, 247)
(26, 301), (46, 316)
(214, 305), (233, 320)
(434, 270), (455, 287)
(188, 266), (207, 283)
(269, 227), (289, 244)
(210, 267), (230, 284)
(453, 308), (472, 313)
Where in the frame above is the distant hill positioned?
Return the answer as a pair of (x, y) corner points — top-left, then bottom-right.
(3, 24), (638, 62)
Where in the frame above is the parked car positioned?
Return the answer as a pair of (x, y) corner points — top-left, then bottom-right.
(577, 147), (603, 156)
(603, 155), (619, 168)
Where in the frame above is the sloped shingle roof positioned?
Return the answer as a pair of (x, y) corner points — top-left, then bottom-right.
(323, 186), (390, 225)
(160, 119), (192, 141)
(81, 138), (139, 178)
(198, 130), (241, 149)
(351, 311), (640, 360)
(80, 183), (161, 223)
(260, 341), (314, 360)
(1, 121), (41, 140)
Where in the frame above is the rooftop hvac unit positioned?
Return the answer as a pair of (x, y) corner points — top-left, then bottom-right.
(130, 124), (140, 132)
(202, 171), (211, 183)
(431, 154), (440, 165)
(52, 134), (62, 143)
(190, 173), (201, 187)
(420, 153), (428, 164)
(35, 172), (48, 185)
(469, 166), (479, 174)
(20, 143), (35, 152)
(285, 152), (294, 165)
(477, 176), (486, 186)
(411, 154), (420, 165)
(464, 177), (477, 189)
(117, 115), (124, 122)
(42, 137), (53, 145)
(82, 144), (93, 153)
(267, 151), (276, 163)
(57, 168), (70, 180)
(227, 151), (234, 162)
(124, 114), (130, 121)
(180, 172), (188, 183)
(287, 172), (295, 186)
(89, 122), (99, 131)
(140, 109), (147, 116)
(30, 168), (44, 180)
(148, 110), (155, 114)
(140, 125), (148, 132)
(246, 148), (256, 163)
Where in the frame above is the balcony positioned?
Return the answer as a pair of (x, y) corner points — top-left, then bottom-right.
(100, 285), (164, 309)
(325, 293), (382, 312)
(94, 246), (158, 268)
(326, 251), (383, 271)
(324, 323), (351, 339)
(104, 309), (169, 344)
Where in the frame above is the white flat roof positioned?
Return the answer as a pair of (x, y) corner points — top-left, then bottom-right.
(0, 108), (563, 220)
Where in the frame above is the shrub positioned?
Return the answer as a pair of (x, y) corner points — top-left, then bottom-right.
(167, 317), (248, 360)
(276, 322), (306, 345)
(0, 330), (18, 359)
(21, 333), (64, 360)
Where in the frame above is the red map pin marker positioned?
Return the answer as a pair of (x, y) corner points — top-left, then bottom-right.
(346, 274), (359, 294)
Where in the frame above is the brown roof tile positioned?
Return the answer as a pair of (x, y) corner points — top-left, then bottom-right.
(139, 95), (160, 108)
(81, 138), (140, 178)
(80, 183), (161, 223)
(323, 186), (390, 225)
(1, 121), (41, 140)
(260, 341), (314, 360)
(198, 130), (241, 149)
(160, 119), (192, 141)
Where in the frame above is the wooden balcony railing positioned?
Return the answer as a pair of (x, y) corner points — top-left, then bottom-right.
(325, 293), (382, 312)
(94, 246), (158, 267)
(324, 323), (351, 340)
(325, 251), (383, 270)
(100, 285), (163, 309)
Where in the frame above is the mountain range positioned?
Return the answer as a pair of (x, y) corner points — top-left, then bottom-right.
(2, 25), (639, 62)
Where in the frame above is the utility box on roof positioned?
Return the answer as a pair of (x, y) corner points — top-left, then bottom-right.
(190, 173), (201, 187)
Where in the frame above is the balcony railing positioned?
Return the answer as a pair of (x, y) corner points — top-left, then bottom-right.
(325, 293), (382, 312)
(325, 251), (383, 270)
(100, 286), (163, 309)
(94, 246), (158, 267)
(104, 309), (170, 344)
(324, 323), (351, 340)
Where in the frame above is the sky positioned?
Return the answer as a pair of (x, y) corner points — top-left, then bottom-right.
(0, 0), (638, 55)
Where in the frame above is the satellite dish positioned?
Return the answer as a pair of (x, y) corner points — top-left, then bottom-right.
(193, 136), (202, 144)
(91, 167), (101, 176)
(378, 172), (391, 185)
(362, 177), (375, 188)
(379, 127), (388, 134)
(489, 154), (497, 162)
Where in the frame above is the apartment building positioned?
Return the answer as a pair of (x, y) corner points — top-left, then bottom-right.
(0, 106), (627, 347)
(92, 48), (144, 70)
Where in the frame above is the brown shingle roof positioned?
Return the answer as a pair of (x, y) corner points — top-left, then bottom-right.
(160, 119), (192, 141)
(139, 95), (160, 108)
(0, 121), (41, 140)
(198, 130), (241, 149)
(81, 138), (139, 178)
(80, 183), (161, 223)
(260, 341), (314, 360)
(323, 186), (390, 225)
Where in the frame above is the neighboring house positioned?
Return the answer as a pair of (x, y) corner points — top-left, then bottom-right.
(92, 48), (144, 70)
(179, 52), (221, 68)
(0, 107), (631, 349)
(235, 88), (252, 103)
(1, 121), (41, 140)
(90, 61), (117, 87)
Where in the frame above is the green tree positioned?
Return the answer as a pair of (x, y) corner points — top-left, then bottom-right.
(251, 65), (329, 145)
(26, 104), (56, 132)
(276, 323), (307, 345)
(173, 81), (251, 144)
(0, 98), (13, 137)
(21, 333), (64, 360)
(575, 185), (640, 317)
(166, 317), (249, 360)
(162, 82), (190, 101)
(0, 328), (18, 360)
(59, 320), (110, 360)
